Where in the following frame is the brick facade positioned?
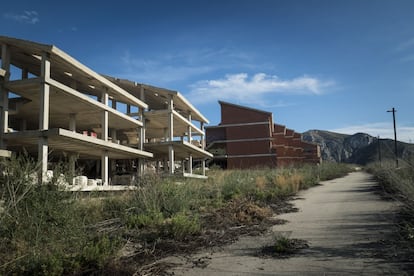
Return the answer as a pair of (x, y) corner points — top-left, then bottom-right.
(206, 101), (321, 169)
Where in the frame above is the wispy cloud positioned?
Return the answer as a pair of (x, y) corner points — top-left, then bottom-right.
(3, 10), (39, 24)
(116, 48), (264, 86)
(330, 122), (414, 143)
(395, 37), (414, 63)
(187, 73), (334, 105)
(396, 38), (414, 52)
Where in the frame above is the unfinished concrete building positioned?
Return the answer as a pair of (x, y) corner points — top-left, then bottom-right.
(206, 101), (321, 169)
(0, 36), (211, 190)
(104, 77), (212, 179)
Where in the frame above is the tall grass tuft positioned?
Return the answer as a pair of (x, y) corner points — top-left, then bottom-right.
(367, 159), (414, 255)
(0, 154), (121, 275)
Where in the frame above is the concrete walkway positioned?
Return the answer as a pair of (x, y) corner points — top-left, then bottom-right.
(167, 171), (406, 275)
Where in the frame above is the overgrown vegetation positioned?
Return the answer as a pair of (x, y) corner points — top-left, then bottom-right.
(0, 155), (351, 275)
(259, 234), (309, 257)
(367, 159), (414, 264)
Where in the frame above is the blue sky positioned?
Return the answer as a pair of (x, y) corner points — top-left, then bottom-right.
(2, 0), (414, 142)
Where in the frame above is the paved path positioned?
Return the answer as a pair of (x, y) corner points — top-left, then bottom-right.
(167, 171), (406, 275)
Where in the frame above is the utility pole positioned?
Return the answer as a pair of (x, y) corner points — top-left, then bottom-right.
(387, 107), (398, 168)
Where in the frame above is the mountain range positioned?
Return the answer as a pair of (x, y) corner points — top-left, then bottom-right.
(302, 130), (414, 165)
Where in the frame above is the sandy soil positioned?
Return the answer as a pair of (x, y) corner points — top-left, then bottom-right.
(162, 172), (408, 275)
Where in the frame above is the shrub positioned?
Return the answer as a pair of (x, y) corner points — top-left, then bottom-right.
(165, 212), (201, 240)
(0, 154), (121, 275)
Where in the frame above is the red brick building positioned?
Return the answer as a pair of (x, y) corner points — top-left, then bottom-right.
(206, 101), (321, 169)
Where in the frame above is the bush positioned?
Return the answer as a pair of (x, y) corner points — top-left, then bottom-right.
(0, 154), (120, 275)
(165, 212), (201, 240)
(367, 160), (414, 254)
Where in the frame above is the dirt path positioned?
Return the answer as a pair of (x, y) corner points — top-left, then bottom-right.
(164, 171), (406, 275)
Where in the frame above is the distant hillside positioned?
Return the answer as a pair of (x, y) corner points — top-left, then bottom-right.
(302, 130), (414, 165)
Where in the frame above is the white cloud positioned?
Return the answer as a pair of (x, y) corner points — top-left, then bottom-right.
(4, 10), (39, 24)
(330, 122), (414, 143)
(187, 73), (334, 105)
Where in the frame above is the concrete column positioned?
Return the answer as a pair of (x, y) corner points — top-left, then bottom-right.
(69, 154), (76, 178)
(200, 122), (206, 176)
(101, 90), (109, 141)
(39, 52), (50, 130)
(156, 160), (160, 173)
(38, 137), (48, 183)
(111, 128), (117, 143)
(137, 107), (145, 177)
(168, 95), (174, 174)
(188, 154), (193, 175)
(187, 113), (192, 143)
(202, 158), (206, 176)
(69, 82), (77, 132)
(102, 151), (109, 186)
(138, 107), (145, 150)
(1, 44), (10, 138)
(69, 113), (76, 132)
(101, 89), (109, 185)
(39, 52), (51, 182)
(200, 122), (205, 150)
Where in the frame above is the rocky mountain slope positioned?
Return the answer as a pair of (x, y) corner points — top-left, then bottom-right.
(302, 130), (414, 165)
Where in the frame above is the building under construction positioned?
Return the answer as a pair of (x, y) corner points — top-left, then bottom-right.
(206, 101), (321, 169)
(0, 36), (212, 190)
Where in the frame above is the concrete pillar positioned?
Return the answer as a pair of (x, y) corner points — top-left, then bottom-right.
(69, 154), (76, 178)
(137, 107), (145, 176)
(1, 44), (10, 138)
(102, 151), (109, 186)
(111, 128), (117, 143)
(156, 160), (160, 173)
(188, 154), (193, 175)
(200, 122), (205, 150)
(38, 137), (48, 183)
(101, 90), (109, 141)
(200, 122), (206, 176)
(101, 89), (109, 185)
(187, 113), (192, 143)
(39, 52), (51, 182)
(202, 158), (206, 176)
(69, 113), (76, 132)
(167, 95), (174, 174)
(186, 113), (193, 175)
(138, 107), (145, 150)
